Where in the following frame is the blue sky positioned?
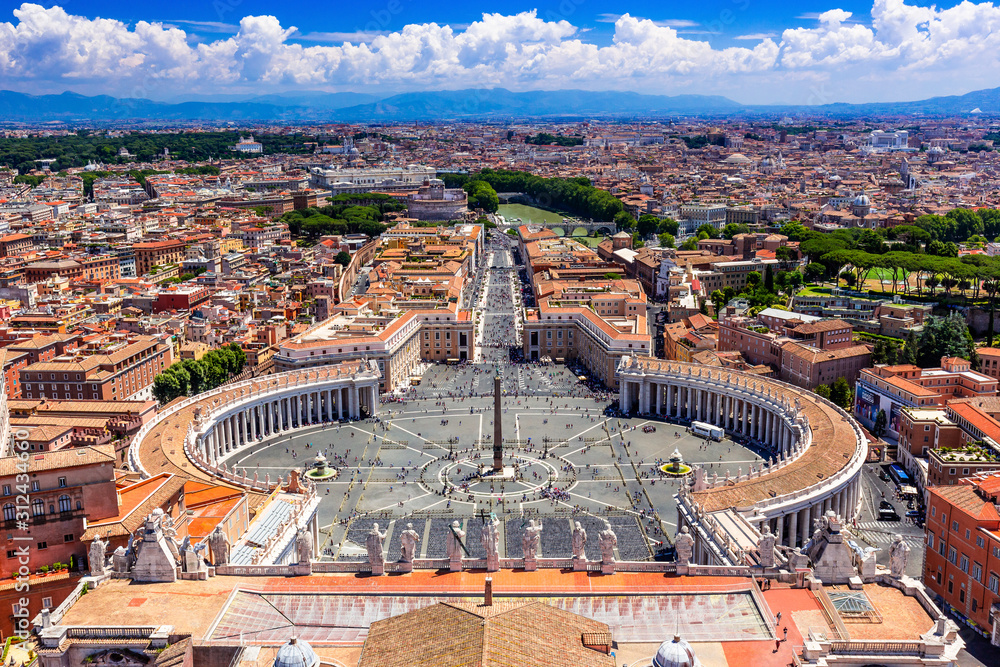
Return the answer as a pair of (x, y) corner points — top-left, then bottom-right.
(0, 1), (996, 104)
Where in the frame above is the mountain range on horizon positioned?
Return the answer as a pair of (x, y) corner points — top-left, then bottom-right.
(0, 87), (998, 124)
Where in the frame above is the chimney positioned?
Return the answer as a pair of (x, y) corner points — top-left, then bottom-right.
(484, 577), (493, 606)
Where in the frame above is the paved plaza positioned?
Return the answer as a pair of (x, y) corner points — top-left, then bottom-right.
(231, 379), (766, 562)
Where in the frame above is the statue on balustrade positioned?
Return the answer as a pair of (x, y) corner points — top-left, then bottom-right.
(674, 525), (695, 566)
(446, 520), (466, 561)
(522, 519), (543, 560)
(757, 524), (776, 568)
(889, 534), (909, 579)
(366, 523), (386, 567)
(111, 546), (129, 574)
(598, 520), (618, 565)
(572, 521), (587, 561)
(399, 523), (420, 563)
(210, 527), (230, 566)
(296, 527), (313, 564)
(89, 535), (108, 577)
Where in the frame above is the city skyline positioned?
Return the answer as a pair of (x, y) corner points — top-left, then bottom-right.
(1, 0), (999, 105)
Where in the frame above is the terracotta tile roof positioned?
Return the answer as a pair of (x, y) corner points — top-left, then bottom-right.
(931, 483), (1000, 520)
(0, 443), (114, 476)
(359, 601), (614, 667)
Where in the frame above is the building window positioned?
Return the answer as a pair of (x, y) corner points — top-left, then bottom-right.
(2, 504), (14, 521)
(58, 477), (66, 488)
(37, 541), (46, 550)
(63, 534), (73, 543)
(973, 562), (983, 582)
(58, 495), (71, 513)
(31, 481), (39, 492)
(988, 573), (999, 593)
(960, 555), (969, 573)
(31, 499), (43, 517)
(1, 486), (8, 496)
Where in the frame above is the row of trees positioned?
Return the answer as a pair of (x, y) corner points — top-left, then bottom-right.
(281, 204), (390, 240)
(0, 132), (316, 174)
(525, 133), (583, 146)
(152, 344), (247, 405)
(442, 168), (625, 222)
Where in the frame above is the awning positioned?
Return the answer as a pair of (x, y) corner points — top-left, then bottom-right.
(900, 485), (917, 495)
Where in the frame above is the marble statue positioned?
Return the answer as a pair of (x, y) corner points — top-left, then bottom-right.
(89, 535), (108, 576)
(482, 514), (501, 559)
(446, 520), (466, 560)
(572, 521), (587, 560)
(296, 527), (313, 564)
(889, 534), (910, 579)
(521, 519), (543, 560)
(598, 520), (618, 564)
(111, 546), (129, 574)
(399, 523), (420, 563)
(674, 525), (695, 566)
(161, 513), (180, 561)
(209, 527), (230, 566)
(757, 524), (776, 568)
(366, 523), (386, 566)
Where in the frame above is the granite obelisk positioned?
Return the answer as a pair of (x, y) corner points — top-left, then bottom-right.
(493, 368), (503, 471)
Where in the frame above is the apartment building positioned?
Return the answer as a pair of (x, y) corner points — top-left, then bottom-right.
(24, 256), (121, 283)
(923, 473), (1000, 640)
(19, 334), (173, 401)
(0, 443), (117, 575)
(133, 239), (186, 276)
(855, 358), (998, 438)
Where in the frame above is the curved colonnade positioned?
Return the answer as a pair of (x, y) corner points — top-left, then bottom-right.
(616, 356), (866, 559)
(128, 360), (381, 490)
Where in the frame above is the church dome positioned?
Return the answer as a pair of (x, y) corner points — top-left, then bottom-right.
(652, 635), (699, 667)
(852, 194), (871, 207)
(722, 153), (751, 164)
(274, 638), (318, 667)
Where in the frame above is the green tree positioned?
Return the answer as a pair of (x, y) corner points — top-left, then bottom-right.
(764, 265), (774, 292)
(614, 211), (636, 232)
(464, 180), (499, 213)
(335, 251), (351, 266)
(721, 223), (750, 239)
(829, 377), (853, 410)
(637, 215), (660, 237)
(814, 384), (832, 400)
(902, 330), (918, 365)
(657, 233), (675, 248)
(657, 218), (679, 236)
(679, 237), (699, 251)
(873, 409), (887, 439)
(804, 262), (826, 282)
(152, 373), (181, 405)
(695, 223), (720, 239)
(918, 313), (972, 366)
(775, 245), (796, 269)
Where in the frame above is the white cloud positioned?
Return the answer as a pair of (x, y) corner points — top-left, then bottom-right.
(0, 2), (999, 103)
(596, 14), (699, 28)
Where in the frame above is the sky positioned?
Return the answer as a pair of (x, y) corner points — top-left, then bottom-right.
(0, 0), (998, 105)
